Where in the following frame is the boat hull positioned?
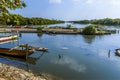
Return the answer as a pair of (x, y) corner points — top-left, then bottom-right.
(0, 48), (33, 58)
(0, 35), (18, 42)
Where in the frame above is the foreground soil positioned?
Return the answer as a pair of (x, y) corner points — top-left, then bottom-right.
(0, 63), (47, 80)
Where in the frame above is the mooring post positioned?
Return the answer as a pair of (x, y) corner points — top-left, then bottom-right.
(26, 44), (28, 60)
(108, 50), (110, 58)
(25, 44), (30, 72)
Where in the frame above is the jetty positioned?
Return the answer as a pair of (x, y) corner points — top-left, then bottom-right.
(42, 28), (114, 35)
(0, 28), (39, 33)
(0, 27), (116, 35)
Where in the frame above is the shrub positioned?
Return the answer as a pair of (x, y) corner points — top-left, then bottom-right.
(66, 24), (73, 29)
(37, 26), (43, 30)
(73, 28), (78, 32)
(83, 24), (96, 35)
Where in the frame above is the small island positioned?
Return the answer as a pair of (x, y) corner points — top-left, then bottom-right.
(37, 24), (116, 35)
(0, 24), (116, 35)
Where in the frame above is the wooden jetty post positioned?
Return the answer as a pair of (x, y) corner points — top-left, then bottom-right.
(108, 50), (110, 58)
(25, 44), (30, 72)
(26, 44), (29, 60)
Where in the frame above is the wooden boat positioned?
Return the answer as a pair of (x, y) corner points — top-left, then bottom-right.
(28, 46), (48, 52)
(0, 44), (48, 58)
(19, 44), (48, 52)
(0, 35), (18, 42)
(0, 40), (17, 44)
(0, 47), (34, 58)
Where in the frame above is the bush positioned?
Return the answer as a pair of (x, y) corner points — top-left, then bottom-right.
(73, 28), (78, 32)
(83, 24), (96, 35)
(37, 26), (43, 30)
(66, 24), (73, 29)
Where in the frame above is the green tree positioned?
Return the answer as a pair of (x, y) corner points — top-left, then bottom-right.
(37, 26), (43, 31)
(83, 24), (96, 35)
(0, 0), (26, 15)
(66, 24), (73, 29)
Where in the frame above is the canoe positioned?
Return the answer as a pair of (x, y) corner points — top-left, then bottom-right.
(0, 35), (18, 42)
(0, 43), (48, 58)
(0, 40), (17, 44)
(0, 47), (34, 58)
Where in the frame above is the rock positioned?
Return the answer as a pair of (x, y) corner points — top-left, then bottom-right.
(0, 63), (48, 80)
(0, 78), (6, 80)
(19, 73), (26, 80)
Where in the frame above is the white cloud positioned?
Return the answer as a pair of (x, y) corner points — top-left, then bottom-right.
(84, 0), (120, 6)
(109, 0), (120, 6)
(51, 56), (87, 72)
(49, 0), (62, 4)
(85, 0), (94, 4)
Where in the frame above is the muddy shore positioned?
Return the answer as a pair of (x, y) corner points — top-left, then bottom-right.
(0, 63), (48, 80)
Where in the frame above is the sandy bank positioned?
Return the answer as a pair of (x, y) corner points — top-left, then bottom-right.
(0, 63), (47, 80)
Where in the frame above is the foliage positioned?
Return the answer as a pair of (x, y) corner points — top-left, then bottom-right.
(0, 0), (26, 15)
(0, 14), (64, 26)
(82, 24), (96, 35)
(73, 28), (78, 32)
(73, 20), (90, 24)
(37, 33), (43, 38)
(72, 18), (120, 26)
(37, 26), (43, 30)
(66, 24), (73, 29)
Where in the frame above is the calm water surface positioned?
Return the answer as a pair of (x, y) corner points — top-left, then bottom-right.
(0, 25), (120, 80)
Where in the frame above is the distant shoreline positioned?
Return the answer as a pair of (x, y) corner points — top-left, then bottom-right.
(0, 27), (114, 35)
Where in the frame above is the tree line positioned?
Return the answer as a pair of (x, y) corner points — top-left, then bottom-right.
(72, 18), (120, 25)
(0, 1), (64, 26)
(0, 14), (64, 25)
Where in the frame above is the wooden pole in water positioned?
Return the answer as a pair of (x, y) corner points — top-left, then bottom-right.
(108, 50), (110, 58)
(26, 44), (28, 60)
(25, 44), (30, 72)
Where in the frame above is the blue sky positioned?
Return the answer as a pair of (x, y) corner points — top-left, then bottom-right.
(10, 0), (120, 20)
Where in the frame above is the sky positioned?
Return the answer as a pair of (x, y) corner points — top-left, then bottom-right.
(10, 0), (120, 20)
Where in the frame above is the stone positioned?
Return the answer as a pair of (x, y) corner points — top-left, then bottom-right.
(19, 73), (26, 80)
(0, 63), (49, 80)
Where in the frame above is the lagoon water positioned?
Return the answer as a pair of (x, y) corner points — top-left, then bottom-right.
(0, 24), (120, 80)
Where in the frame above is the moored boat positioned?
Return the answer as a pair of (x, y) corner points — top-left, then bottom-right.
(0, 44), (48, 58)
(0, 47), (33, 58)
(0, 35), (18, 42)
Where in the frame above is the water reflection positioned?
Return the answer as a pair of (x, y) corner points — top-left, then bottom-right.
(27, 52), (45, 65)
(37, 32), (43, 38)
(0, 52), (46, 65)
(51, 56), (86, 73)
(58, 54), (62, 59)
(82, 35), (96, 44)
(108, 50), (111, 58)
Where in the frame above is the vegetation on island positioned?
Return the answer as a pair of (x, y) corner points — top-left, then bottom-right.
(72, 18), (120, 26)
(82, 24), (110, 35)
(66, 24), (73, 29)
(37, 26), (44, 31)
(82, 24), (97, 35)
